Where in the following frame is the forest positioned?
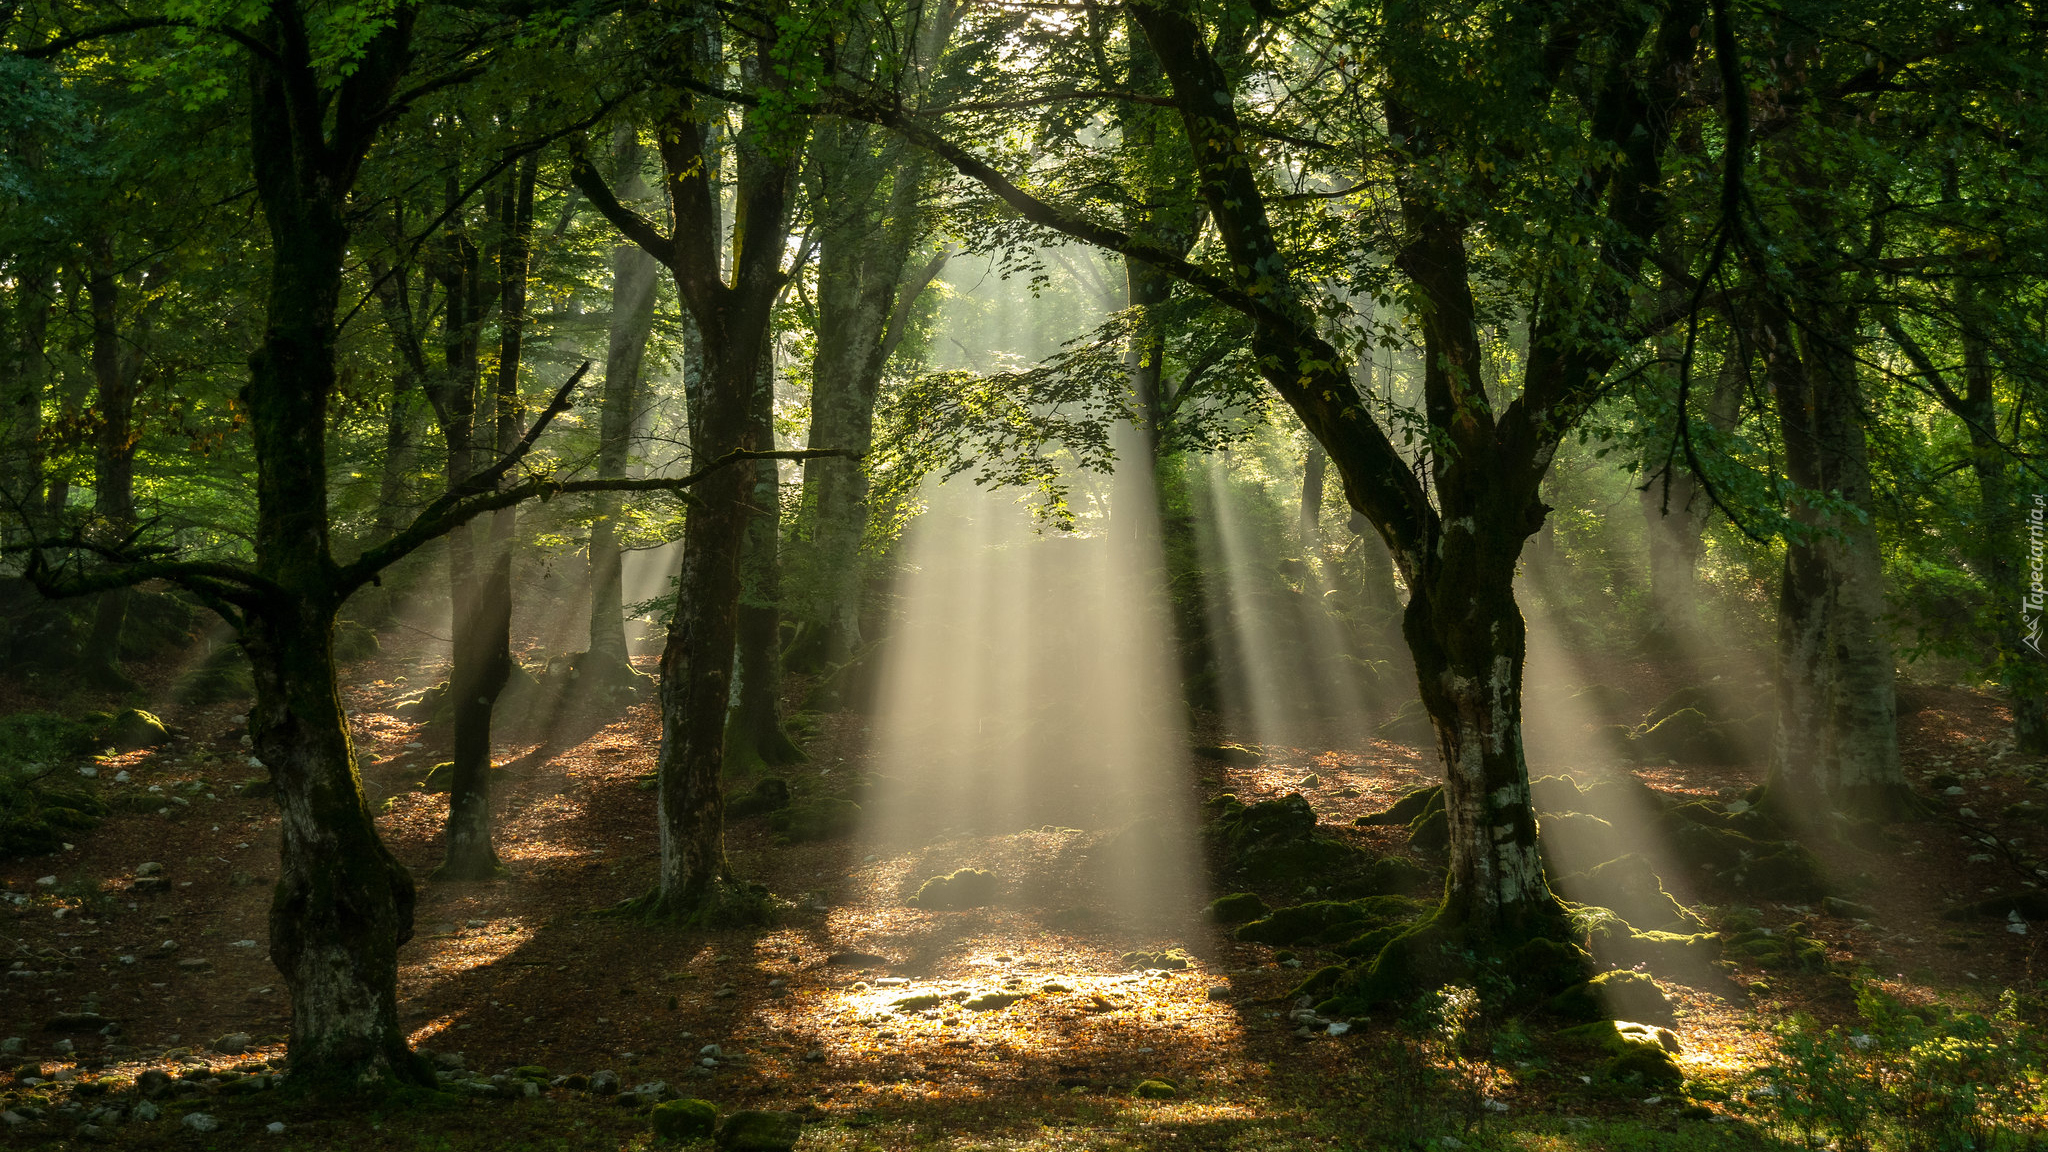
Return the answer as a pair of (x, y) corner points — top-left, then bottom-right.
(0, 0), (2044, 1148)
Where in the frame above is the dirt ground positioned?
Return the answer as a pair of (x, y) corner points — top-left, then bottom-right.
(1, 632), (2043, 1149)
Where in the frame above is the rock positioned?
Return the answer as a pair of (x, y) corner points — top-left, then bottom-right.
(961, 992), (1022, 1011)
(1119, 950), (1191, 971)
(1133, 1079), (1177, 1098)
(266, 1121), (286, 1134)
(1556, 1020), (1683, 1091)
(214, 1032), (251, 1054)
(131, 1101), (160, 1121)
(105, 709), (170, 751)
(1207, 986), (1232, 1002)
(715, 1109), (803, 1151)
(176, 958), (212, 972)
(1547, 970), (1674, 1026)
(1206, 892), (1268, 924)
(136, 862), (163, 877)
(1821, 896), (1877, 921)
(590, 1069), (620, 1095)
(182, 1112), (220, 1133)
(652, 1098), (719, 1142)
(908, 868), (998, 909)
(135, 1069), (171, 1097)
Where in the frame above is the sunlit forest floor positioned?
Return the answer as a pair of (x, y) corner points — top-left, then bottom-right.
(0, 628), (2039, 1151)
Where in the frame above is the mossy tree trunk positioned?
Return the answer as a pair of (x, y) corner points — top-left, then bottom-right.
(572, 18), (799, 917)
(241, 3), (430, 1087)
(85, 236), (134, 683)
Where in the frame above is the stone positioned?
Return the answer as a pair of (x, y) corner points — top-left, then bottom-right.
(182, 1112), (219, 1133)
(136, 862), (163, 877)
(1822, 896), (1877, 921)
(135, 1069), (171, 1097)
(961, 992), (1022, 1011)
(266, 1121), (286, 1134)
(652, 1098), (719, 1142)
(131, 1101), (160, 1121)
(907, 868), (998, 909)
(105, 709), (170, 751)
(1133, 1079), (1177, 1099)
(213, 1032), (252, 1054)
(590, 1069), (620, 1095)
(715, 1110), (803, 1152)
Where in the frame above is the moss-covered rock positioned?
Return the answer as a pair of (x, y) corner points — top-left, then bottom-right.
(1547, 970), (1674, 1026)
(769, 797), (861, 843)
(1206, 892), (1268, 924)
(908, 868), (997, 909)
(714, 1109), (802, 1151)
(1217, 792), (1317, 847)
(652, 1098), (718, 1142)
(1722, 926), (1827, 971)
(1121, 949), (1192, 971)
(1133, 1079), (1177, 1099)
(333, 620), (381, 663)
(1728, 842), (1829, 901)
(1235, 900), (1371, 946)
(1555, 1019), (1683, 1090)
(103, 708), (169, 751)
(1239, 837), (1363, 884)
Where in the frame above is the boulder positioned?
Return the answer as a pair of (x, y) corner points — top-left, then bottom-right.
(1555, 1019), (1683, 1090)
(653, 1098), (718, 1142)
(1547, 970), (1674, 1026)
(104, 709), (170, 751)
(908, 868), (998, 909)
(1206, 892), (1268, 924)
(715, 1110), (803, 1152)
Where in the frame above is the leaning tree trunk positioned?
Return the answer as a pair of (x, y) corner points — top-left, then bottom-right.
(245, 19), (426, 1080)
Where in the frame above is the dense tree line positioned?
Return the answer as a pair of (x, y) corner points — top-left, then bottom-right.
(1, 0), (2041, 1092)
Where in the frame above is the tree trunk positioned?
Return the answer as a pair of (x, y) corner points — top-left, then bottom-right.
(1762, 299), (1907, 817)
(244, 5), (428, 1084)
(588, 128), (661, 673)
(728, 344), (804, 769)
(86, 238), (134, 683)
(2, 261), (53, 541)
(1301, 444), (1326, 554)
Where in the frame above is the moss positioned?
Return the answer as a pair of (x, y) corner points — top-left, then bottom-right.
(1206, 892), (1268, 924)
(908, 867), (998, 909)
(1285, 964), (1347, 1000)
(725, 778), (791, 820)
(1730, 842), (1829, 901)
(1238, 837), (1363, 884)
(652, 1097), (718, 1141)
(103, 708), (169, 751)
(1555, 1019), (1684, 1090)
(1505, 937), (1594, 1001)
(1121, 949), (1192, 971)
(1217, 792), (1318, 848)
(1406, 803), (1448, 855)
(1547, 970), (1673, 1026)
(714, 1109), (803, 1151)
(892, 993), (946, 1012)
(1331, 923), (1406, 960)
(768, 796), (861, 843)
(1133, 1079), (1177, 1099)
(1356, 784), (1441, 826)
(1722, 926), (1827, 971)
(1234, 900), (1371, 945)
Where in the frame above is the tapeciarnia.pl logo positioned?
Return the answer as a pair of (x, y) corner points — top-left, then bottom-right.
(2028, 493), (2045, 658)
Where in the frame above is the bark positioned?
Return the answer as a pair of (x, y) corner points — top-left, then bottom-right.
(572, 19), (798, 917)
(588, 127), (661, 672)
(728, 344), (804, 768)
(241, 2), (428, 1087)
(1761, 297), (1906, 817)
(3, 261), (53, 540)
(793, 118), (943, 674)
(85, 238), (134, 681)
(1301, 444), (1327, 554)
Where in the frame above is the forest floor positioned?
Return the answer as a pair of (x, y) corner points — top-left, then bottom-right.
(0, 630), (2044, 1151)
